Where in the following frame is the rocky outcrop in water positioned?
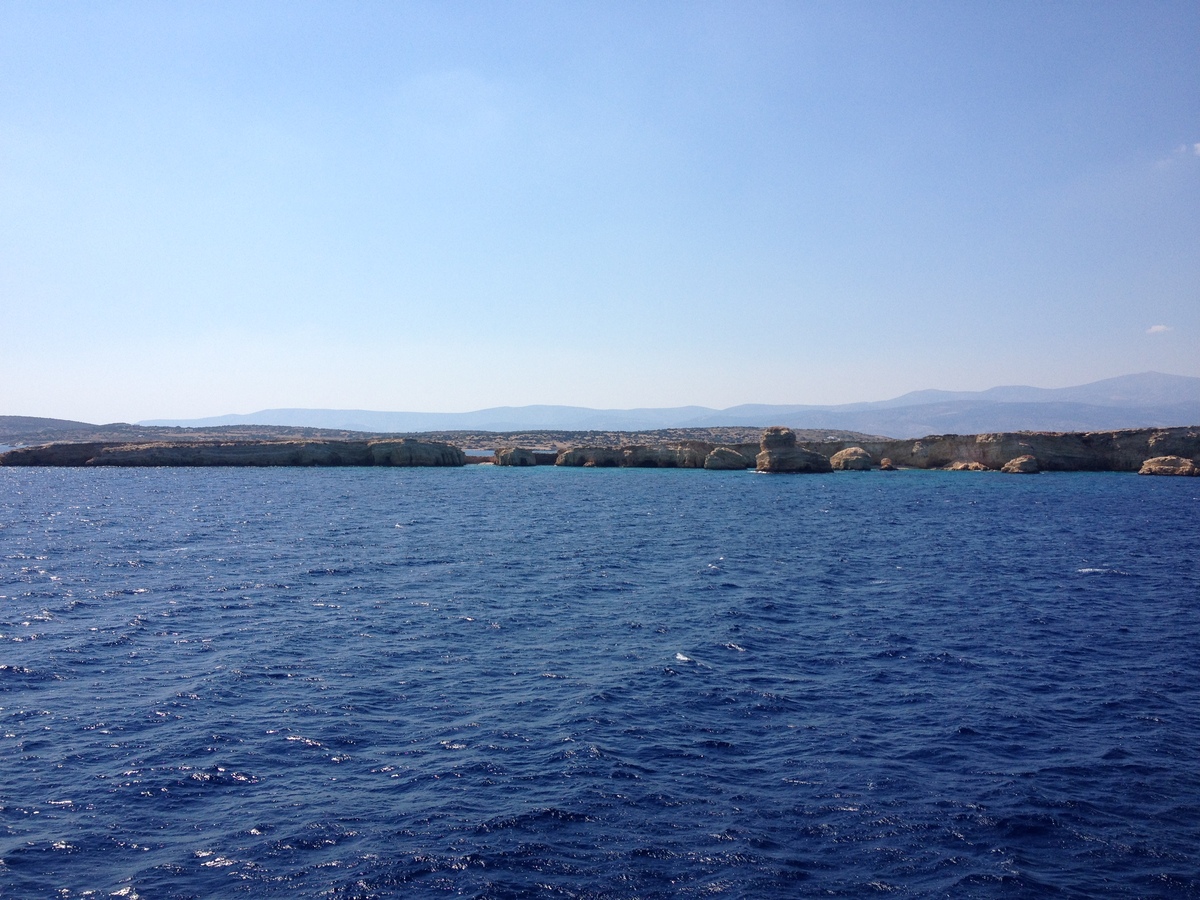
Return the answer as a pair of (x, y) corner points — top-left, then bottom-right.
(1001, 455), (1040, 474)
(0, 442), (123, 466)
(0, 439), (465, 467)
(704, 447), (755, 470)
(756, 428), (833, 474)
(5, 426), (1198, 474)
(1138, 456), (1198, 476)
(554, 441), (760, 470)
(555, 446), (625, 467)
(369, 441), (465, 466)
(796, 427), (1200, 473)
(830, 447), (873, 470)
(494, 448), (537, 466)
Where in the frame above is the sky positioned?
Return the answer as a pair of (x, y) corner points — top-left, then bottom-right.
(2, 1), (1197, 423)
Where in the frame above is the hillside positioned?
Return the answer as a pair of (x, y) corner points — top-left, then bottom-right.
(137, 373), (1200, 438)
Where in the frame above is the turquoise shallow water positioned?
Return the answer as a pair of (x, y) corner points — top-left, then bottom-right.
(1, 466), (1198, 898)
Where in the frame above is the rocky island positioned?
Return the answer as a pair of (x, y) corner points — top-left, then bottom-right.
(1, 421), (1197, 475)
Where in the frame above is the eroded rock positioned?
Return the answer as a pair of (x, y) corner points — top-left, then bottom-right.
(757, 446), (833, 473)
(555, 442), (718, 468)
(369, 440), (466, 466)
(704, 447), (753, 470)
(1001, 455), (1039, 474)
(756, 427), (833, 473)
(555, 447), (622, 467)
(0, 439), (466, 467)
(494, 448), (537, 466)
(830, 447), (873, 470)
(760, 426), (797, 450)
(1138, 455), (1199, 476)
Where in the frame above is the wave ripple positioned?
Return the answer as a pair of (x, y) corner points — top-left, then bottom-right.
(2, 467), (1198, 897)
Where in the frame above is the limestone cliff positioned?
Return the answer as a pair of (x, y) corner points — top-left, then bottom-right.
(0, 439), (465, 467)
(795, 427), (1200, 473)
(704, 446), (755, 470)
(755, 428), (833, 474)
(494, 448), (538, 466)
(1001, 455), (1040, 474)
(830, 447), (873, 470)
(1138, 456), (1199, 476)
(368, 440), (466, 467)
(4, 425), (1197, 474)
(555, 442), (723, 468)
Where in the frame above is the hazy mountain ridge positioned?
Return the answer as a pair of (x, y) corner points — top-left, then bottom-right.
(136, 373), (1200, 439)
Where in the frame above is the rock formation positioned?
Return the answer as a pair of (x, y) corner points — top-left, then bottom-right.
(756, 427), (833, 474)
(4, 425), (1197, 475)
(1138, 456), (1199, 476)
(704, 447), (754, 470)
(369, 440), (466, 467)
(946, 461), (990, 472)
(879, 457), (897, 471)
(553, 440), (761, 469)
(793, 427), (1200, 473)
(1000, 455), (1039, 474)
(0, 442), (123, 466)
(554, 441), (731, 468)
(830, 447), (873, 470)
(759, 426), (795, 450)
(0, 439), (465, 467)
(672, 441), (718, 468)
(494, 448), (537, 466)
(618, 446), (659, 467)
(555, 446), (626, 467)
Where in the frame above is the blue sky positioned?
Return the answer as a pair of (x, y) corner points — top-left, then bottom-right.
(2, 1), (1197, 422)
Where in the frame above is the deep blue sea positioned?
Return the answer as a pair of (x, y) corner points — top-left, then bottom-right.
(1, 466), (1198, 898)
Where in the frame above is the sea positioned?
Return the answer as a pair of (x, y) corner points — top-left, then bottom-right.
(1, 466), (1198, 899)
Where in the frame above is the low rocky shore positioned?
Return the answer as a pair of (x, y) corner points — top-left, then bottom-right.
(508, 425), (1200, 475)
(813, 426), (1200, 473)
(2, 426), (1198, 475)
(0, 439), (465, 468)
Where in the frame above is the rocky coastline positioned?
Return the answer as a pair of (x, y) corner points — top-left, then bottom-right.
(0, 439), (465, 468)
(499, 425), (1200, 475)
(2, 426), (1198, 475)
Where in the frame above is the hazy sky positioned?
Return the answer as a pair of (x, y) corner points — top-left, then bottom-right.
(2, 1), (1197, 422)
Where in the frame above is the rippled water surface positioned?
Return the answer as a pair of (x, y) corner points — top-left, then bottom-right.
(2, 466), (1198, 898)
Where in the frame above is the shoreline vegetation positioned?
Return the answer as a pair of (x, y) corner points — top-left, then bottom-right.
(1, 420), (1197, 475)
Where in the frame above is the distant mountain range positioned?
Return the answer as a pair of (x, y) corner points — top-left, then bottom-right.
(139, 372), (1200, 439)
